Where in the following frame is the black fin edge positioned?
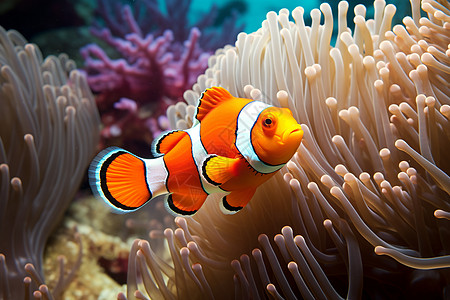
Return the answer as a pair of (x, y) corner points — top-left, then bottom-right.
(99, 151), (151, 211)
(202, 155), (221, 186)
(167, 194), (197, 216)
(222, 195), (243, 212)
(195, 89), (209, 121)
(153, 130), (182, 155)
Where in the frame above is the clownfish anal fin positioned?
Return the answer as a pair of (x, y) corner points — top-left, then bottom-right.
(201, 154), (239, 186)
(220, 188), (256, 214)
(165, 193), (207, 216)
(89, 147), (152, 213)
(196, 87), (234, 122)
(152, 130), (187, 156)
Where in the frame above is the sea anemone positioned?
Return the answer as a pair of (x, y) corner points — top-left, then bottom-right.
(118, 0), (450, 298)
(0, 26), (100, 298)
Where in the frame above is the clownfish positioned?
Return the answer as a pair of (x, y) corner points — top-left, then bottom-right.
(89, 87), (303, 216)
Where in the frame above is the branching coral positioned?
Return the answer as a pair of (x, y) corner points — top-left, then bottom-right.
(81, 0), (243, 155)
(91, 0), (243, 51)
(116, 0), (450, 298)
(81, 27), (207, 153)
(0, 26), (100, 298)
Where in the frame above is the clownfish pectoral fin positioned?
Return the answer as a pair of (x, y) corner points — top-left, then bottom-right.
(165, 192), (208, 216)
(220, 188), (256, 214)
(201, 155), (240, 186)
(195, 87), (234, 122)
(151, 130), (187, 156)
(89, 147), (152, 213)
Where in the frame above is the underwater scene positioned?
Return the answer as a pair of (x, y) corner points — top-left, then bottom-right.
(0, 0), (449, 299)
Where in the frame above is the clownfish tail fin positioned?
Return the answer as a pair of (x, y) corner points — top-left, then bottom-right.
(88, 147), (153, 213)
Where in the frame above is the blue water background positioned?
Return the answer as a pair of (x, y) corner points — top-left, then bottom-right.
(189, 0), (319, 33)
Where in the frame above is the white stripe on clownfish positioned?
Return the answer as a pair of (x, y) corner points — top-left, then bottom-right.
(235, 101), (286, 174)
(185, 125), (228, 196)
(144, 156), (169, 197)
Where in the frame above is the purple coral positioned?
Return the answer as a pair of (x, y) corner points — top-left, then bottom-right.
(81, 0), (243, 155)
(92, 0), (243, 50)
(82, 27), (208, 153)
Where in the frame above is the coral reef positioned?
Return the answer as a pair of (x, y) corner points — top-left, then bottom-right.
(43, 197), (130, 300)
(91, 0), (243, 51)
(81, 27), (208, 154)
(0, 26), (100, 298)
(118, 0), (450, 298)
(41, 194), (175, 299)
(81, 0), (244, 156)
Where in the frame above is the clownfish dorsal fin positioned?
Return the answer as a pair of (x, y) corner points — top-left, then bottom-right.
(152, 130), (187, 156)
(195, 87), (234, 122)
(201, 154), (240, 186)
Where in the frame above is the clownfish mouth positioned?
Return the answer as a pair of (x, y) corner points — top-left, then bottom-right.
(280, 125), (303, 145)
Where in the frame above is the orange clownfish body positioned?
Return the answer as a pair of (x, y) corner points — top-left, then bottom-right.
(89, 87), (303, 216)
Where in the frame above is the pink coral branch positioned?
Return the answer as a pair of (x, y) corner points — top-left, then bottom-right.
(82, 0), (243, 156)
(123, 5), (143, 37)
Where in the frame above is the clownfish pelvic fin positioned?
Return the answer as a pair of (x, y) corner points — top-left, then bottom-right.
(165, 192), (208, 216)
(220, 188), (256, 214)
(89, 147), (168, 213)
(201, 154), (240, 186)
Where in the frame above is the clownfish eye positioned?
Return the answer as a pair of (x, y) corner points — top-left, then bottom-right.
(263, 115), (275, 128)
